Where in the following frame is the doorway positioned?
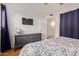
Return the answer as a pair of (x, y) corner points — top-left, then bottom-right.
(47, 17), (56, 39)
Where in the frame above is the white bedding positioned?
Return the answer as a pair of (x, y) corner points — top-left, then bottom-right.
(19, 37), (79, 56)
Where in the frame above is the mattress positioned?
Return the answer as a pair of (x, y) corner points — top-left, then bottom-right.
(19, 37), (79, 56)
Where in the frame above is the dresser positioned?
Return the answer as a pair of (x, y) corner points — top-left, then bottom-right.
(14, 33), (42, 48)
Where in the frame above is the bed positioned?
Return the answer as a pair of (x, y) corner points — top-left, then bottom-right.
(19, 37), (79, 56)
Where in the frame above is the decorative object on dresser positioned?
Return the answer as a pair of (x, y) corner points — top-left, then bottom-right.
(15, 33), (42, 48)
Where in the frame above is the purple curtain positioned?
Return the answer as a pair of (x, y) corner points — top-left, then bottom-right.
(60, 9), (79, 39)
(1, 4), (11, 52)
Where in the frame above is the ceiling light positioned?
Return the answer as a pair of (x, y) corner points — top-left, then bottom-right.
(44, 3), (48, 5)
(49, 14), (53, 16)
(51, 22), (55, 26)
(59, 3), (64, 5)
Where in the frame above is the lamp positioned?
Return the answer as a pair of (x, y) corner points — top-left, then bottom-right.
(51, 22), (55, 26)
(16, 28), (23, 33)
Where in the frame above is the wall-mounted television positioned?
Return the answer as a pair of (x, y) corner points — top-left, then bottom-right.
(22, 17), (33, 25)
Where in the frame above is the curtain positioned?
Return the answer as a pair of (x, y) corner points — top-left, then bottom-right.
(0, 5), (1, 52)
(1, 4), (11, 52)
(60, 9), (79, 39)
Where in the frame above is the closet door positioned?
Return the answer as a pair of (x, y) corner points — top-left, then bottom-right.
(60, 9), (79, 39)
(77, 9), (79, 39)
(60, 13), (68, 37)
(73, 9), (79, 39)
(60, 14), (65, 36)
(68, 11), (74, 38)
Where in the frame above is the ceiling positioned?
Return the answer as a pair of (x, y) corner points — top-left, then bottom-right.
(5, 3), (79, 17)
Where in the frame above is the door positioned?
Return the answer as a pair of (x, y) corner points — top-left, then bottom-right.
(47, 17), (55, 39)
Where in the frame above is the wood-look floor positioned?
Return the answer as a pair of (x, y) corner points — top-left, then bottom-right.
(0, 48), (21, 56)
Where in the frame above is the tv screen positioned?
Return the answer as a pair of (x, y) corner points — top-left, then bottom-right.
(22, 17), (33, 25)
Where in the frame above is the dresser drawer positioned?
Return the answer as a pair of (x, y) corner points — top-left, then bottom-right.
(15, 33), (42, 48)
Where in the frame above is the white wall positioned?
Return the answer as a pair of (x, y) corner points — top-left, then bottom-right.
(5, 4), (47, 48)
(40, 17), (47, 40)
